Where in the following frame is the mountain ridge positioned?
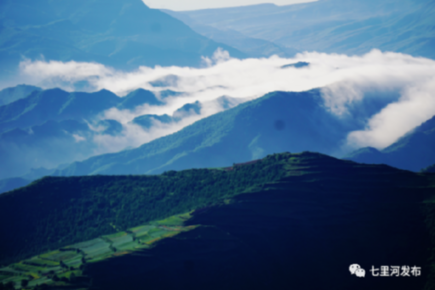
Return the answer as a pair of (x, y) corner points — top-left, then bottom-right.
(169, 0), (435, 59)
(0, 87), (165, 134)
(0, 85), (41, 106)
(53, 89), (360, 177)
(0, 0), (246, 80)
(1, 151), (434, 289)
(0, 87), (168, 180)
(346, 115), (435, 171)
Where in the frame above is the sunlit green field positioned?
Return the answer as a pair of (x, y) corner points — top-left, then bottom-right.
(0, 212), (195, 289)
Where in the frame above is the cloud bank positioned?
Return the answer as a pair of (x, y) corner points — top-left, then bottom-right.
(17, 49), (435, 153)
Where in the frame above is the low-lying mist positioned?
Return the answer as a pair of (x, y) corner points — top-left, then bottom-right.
(3, 48), (434, 177)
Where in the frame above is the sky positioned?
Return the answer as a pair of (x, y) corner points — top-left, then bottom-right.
(142, 0), (317, 11)
(17, 49), (435, 156)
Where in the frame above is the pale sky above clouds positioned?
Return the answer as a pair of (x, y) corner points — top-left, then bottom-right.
(142, 0), (317, 11)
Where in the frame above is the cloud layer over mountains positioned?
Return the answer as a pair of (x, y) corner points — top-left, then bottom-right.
(16, 49), (435, 153)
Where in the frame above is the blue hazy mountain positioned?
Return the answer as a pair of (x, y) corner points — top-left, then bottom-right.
(117, 89), (164, 109)
(0, 87), (164, 134)
(281, 62), (310, 69)
(0, 87), (170, 179)
(173, 101), (202, 117)
(169, 0), (435, 59)
(0, 85), (42, 106)
(132, 114), (173, 129)
(0, 0), (245, 80)
(345, 115), (435, 171)
(0, 119), (99, 179)
(132, 100), (202, 129)
(0, 89), (120, 134)
(162, 9), (300, 58)
(96, 119), (124, 136)
(53, 89), (362, 177)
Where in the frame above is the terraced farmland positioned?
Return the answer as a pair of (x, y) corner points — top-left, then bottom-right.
(0, 213), (195, 289)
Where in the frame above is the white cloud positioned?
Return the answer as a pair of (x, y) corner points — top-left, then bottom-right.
(19, 59), (114, 92)
(347, 76), (435, 149)
(16, 49), (435, 154)
(90, 96), (247, 154)
(72, 134), (86, 143)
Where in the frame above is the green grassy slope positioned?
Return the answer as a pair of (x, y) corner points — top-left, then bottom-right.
(0, 212), (196, 289)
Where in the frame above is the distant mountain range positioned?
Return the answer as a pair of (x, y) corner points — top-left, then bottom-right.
(0, 86), (169, 136)
(345, 115), (435, 171)
(52, 89), (362, 177)
(167, 0), (435, 59)
(1, 83), (435, 193)
(0, 85), (41, 106)
(162, 9), (300, 58)
(132, 100), (203, 129)
(0, 88), (117, 134)
(1, 0), (435, 194)
(54, 87), (434, 178)
(0, 0), (245, 80)
(0, 84), (241, 183)
(0, 87), (168, 180)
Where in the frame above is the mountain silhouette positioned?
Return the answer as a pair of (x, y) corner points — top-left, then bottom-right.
(346, 115), (435, 171)
(0, 0), (245, 80)
(53, 89), (361, 176)
(169, 0), (435, 59)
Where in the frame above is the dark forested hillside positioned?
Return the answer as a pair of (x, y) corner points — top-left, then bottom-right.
(0, 152), (434, 289)
(422, 164), (435, 173)
(0, 152), (434, 265)
(0, 153), (288, 266)
(0, 178), (30, 195)
(87, 170), (435, 290)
